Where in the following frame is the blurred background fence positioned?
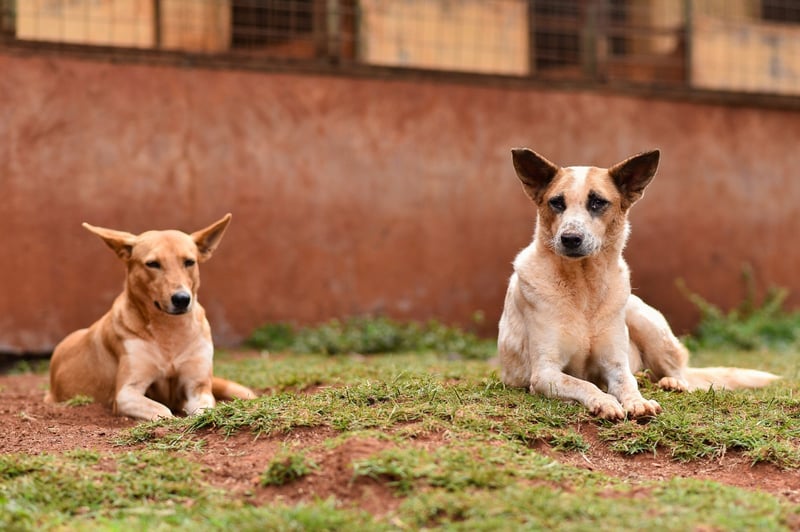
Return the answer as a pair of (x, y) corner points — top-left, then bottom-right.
(2, 0), (800, 99)
(1, 1), (800, 353)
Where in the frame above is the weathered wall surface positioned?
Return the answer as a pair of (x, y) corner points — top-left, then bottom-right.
(2, 52), (799, 352)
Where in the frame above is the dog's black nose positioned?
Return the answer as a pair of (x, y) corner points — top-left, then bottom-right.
(171, 292), (191, 310)
(561, 233), (583, 250)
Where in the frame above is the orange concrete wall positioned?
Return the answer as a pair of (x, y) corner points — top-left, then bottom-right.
(2, 52), (799, 352)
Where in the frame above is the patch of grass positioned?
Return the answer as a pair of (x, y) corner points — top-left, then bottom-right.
(63, 449), (102, 464)
(245, 316), (495, 359)
(598, 385), (800, 466)
(116, 418), (206, 452)
(681, 268), (800, 351)
(245, 322), (297, 352)
(396, 475), (793, 531)
(194, 499), (385, 531)
(3, 357), (49, 375)
(131, 352), (800, 470)
(119, 351), (800, 473)
(213, 351), (409, 392)
(0, 451), (218, 528)
(547, 429), (591, 453)
(0, 451), (381, 530)
(352, 442), (569, 495)
(13, 349), (800, 529)
(261, 447), (318, 486)
(64, 394), (94, 407)
(0, 454), (51, 480)
(126, 358), (588, 453)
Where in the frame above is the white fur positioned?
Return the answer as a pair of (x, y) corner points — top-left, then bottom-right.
(119, 337), (215, 417)
(552, 167), (602, 258)
(499, 152), (661, 419)
(565, 166), (591, 191)
(500, 149), (780, 420)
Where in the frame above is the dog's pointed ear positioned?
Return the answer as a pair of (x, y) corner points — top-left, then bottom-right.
(511, 148), (560, 203)
(609, 150), (660, 208)
(82, 223), (137, 261)
(192, 213), (232, 262)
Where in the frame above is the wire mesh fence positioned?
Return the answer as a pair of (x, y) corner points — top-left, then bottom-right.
(1, 0), (799, 97)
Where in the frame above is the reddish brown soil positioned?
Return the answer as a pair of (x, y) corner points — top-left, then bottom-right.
(2, 372), (799, 513)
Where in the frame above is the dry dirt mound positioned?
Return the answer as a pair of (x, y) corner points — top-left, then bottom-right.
(2, 373), (798, 508)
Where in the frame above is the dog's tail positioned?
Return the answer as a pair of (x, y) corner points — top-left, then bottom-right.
(683, 366), (781, 392)
(212, 377), (257, 401)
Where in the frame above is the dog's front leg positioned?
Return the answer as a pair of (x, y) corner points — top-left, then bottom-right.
(531, 365), (626, 420)
(182, 378), (216, 416)
(529, 344), (627, 420)
(115, 382), (174, 421)
(176, 347), (216, 416)
(115, 358), (173, 421)
(595, 331), (662, 418)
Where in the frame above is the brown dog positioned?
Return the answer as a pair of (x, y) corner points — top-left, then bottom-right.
(46, 214), (255, 420)
(498, 149), (779, 420)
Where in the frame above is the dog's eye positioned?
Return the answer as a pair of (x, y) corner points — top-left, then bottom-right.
(588, 195), (609, 213)
(184, 259), (196, 268)
(548, 196), (566, 212)
(145, 260), (161, 269)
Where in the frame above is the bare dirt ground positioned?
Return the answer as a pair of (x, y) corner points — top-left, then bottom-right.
(2, 371), (799, 513)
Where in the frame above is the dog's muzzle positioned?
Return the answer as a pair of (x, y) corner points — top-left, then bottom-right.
(155, 291), (192, 315)
(170, 291), (192, 312)
(561, 233), (583, 250)
(558, 232), (589, 258)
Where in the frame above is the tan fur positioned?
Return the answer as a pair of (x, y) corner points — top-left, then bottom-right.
(45, 214), (256, 420)
(498, 149), (779, 420)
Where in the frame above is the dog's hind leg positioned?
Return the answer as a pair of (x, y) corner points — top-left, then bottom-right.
(627, 296), (780, 392)
(626, 294), (690, 391)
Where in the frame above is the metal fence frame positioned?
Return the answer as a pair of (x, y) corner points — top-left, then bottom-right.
(1, 0), (799, 110)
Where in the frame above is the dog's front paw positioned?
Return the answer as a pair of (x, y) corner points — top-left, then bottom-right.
(622, 397), (662, 418)
(184, 392), (216, 416)
(126, 406), (173, 422)
(140, 403), (174, 421)
(657, 376), (688, 392)
(114, 396), (174, 421)
(587, 395), (625, 420)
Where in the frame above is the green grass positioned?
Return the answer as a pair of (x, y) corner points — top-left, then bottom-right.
(260, 446), (318, 486)
(5, 310), (800, 529)
(599, 381), (800, 465)
(245, 315), (495, 359)
(64, 394), (94, 407)
(392, 477), (796, 531)
(3, 357), (49, 375)
(98, 348), (800, 530)
(679, 268), (800, 352)
(131, 352), (800, 471)
(0, 450), (217, 529)
(351, 442), (565, 495)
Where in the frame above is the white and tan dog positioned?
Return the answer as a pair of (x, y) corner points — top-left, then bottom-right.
(46, 214), (255, 420)
(498, 149), (779, 420)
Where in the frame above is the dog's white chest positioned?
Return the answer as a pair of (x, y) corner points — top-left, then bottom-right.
(122, 337), (213, 378)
